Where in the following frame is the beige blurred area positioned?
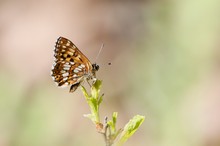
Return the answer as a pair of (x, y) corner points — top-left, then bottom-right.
(0, 0), (220, 146)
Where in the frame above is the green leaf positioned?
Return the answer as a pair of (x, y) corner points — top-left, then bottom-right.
(97, 94), (103, 105)
(91, 80), (102, 99)
(112, 112), (117, 126)
(81, 79), (145, 145)
(81, 80), (103, 124)
(81, 86), (89, 99)
(116, 115), (145, 146)
(108, 112), (117, 133)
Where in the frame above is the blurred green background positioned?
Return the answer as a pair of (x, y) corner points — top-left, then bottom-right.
(0, 0), (220, 146)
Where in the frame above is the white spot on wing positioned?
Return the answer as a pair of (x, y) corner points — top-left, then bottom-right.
(78, 65), (84, 69)
(63, 77), (68, 81)
(74, 69), (79, 73)
(62, 72), (69, 77)
(64, 67), (70, 70)
(75, 67), (82, 71)
(61, 70), (66, 73)
(64, 63), (71, 68)
(59, 82), (69, 88)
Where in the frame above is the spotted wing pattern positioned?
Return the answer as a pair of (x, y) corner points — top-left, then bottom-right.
(51, 37), (93, 92)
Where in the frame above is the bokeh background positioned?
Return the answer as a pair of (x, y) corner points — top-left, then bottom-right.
(0, 0), (220, 146)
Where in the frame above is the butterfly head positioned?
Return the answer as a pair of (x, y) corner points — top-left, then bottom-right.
(92, 63), (99, 72)
(89, 63), (99, 80)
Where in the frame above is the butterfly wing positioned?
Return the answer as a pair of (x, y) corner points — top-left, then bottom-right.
(51, 37), (93, 90)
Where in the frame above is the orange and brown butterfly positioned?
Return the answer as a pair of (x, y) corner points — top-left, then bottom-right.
(51, 37), (99, 92)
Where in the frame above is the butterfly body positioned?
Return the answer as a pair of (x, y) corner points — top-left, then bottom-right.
(51, 37), (99, 92)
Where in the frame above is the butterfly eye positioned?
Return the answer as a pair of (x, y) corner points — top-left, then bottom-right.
(92, 64), (99, 71)
(95, 65), (99, 71)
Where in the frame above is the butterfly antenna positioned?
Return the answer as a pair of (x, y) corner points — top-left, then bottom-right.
(95, 43), (104, 63)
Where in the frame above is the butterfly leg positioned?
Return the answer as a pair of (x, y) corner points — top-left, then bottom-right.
(86, 77), (97, 87)
(92, 78), (97, 84)
(86, 78), (92, 87)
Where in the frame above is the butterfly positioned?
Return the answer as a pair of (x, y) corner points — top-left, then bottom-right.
(51, 37), (99, 92)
